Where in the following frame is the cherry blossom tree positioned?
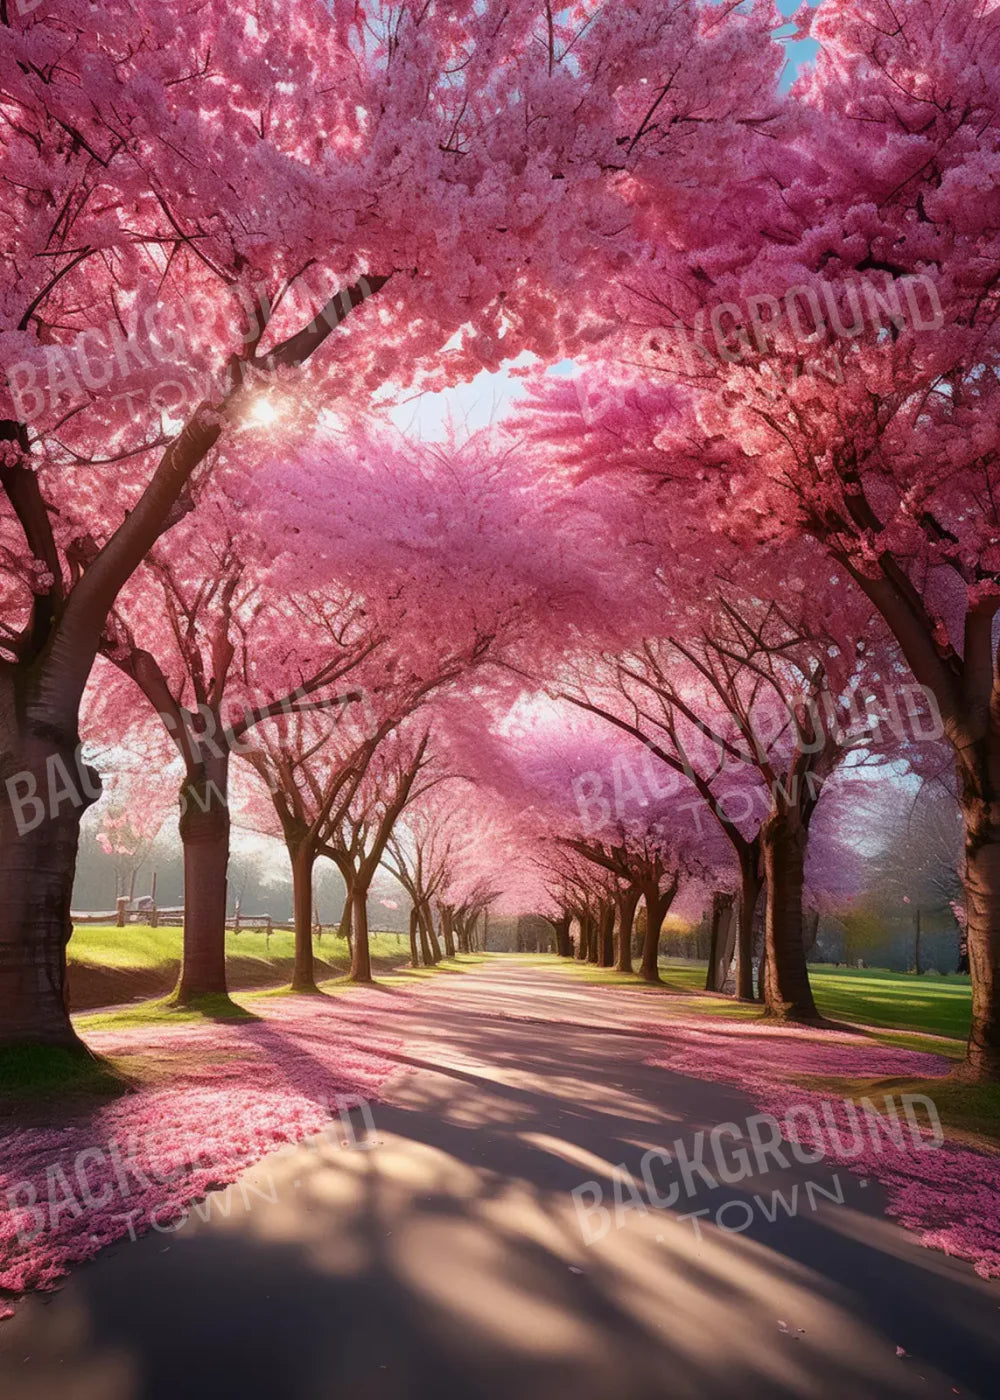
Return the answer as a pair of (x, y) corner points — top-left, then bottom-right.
(0, 0), (781, 1048)
(550, 0), (1000, 1071)
(517, 377), (939, 1016)
(383, 783), (477, 965)
(327, 727), (438, 981)
(103, 471), (377, 1001)
(453, 695), (715, 979)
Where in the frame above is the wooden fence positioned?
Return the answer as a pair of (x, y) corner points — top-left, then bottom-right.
(70, 898), (340, 946)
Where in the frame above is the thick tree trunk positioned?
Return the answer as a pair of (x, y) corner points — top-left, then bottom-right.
(586, 912), (599, 963)
(959, 786), (1000, 1080)
(733, 868), (756, 1002)
(349, 886), (373, 983)
(552, 913), (572, 958)
(176, 763), (231, 1003)
(705, 901), (721, 991)
(752, 891), (767, 1001)
(423, 901), (443, 963)
(0, 722), (98, 1048)
(409, 906), (421, 967)
(416, 905), (434, 965)
(614, 888), (639, 974)
(288, 840), (317, 993)
(761, 810), (819, 1021)
(639, 885), (665, 984)
(575, 914), (589, 960)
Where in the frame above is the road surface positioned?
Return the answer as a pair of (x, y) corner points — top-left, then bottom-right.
(2, 962), (998, 1399)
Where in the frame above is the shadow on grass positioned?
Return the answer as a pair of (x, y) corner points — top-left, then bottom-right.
(788, 1069), (1000, 1150)
(559, 964), (968, 1061)
(78, 991), (262, 1034)
(0, 1043), (136, 1114)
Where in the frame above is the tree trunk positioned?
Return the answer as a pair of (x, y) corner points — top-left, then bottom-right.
(734, 851), (761, 1001)
(416, 905), (434, 965)
(614, 888), (639, 974)
(337, 896), (352, 945)
(409, 906), (421, 967)
(752, 875), (767, 1001)
(761, 810), (819, 1021)
(288, 840), (317, 993)
(176, 760), (231, 1003)
(597, 902), (614, 967)
(639, 884), (666, 983)
(552, 913), (572, 958)
(638, 884), (669, 985)
(455, 913), (470, 954)
(705, 891), (737, 992)
(423, 901), (443, 963)
(439, 904), (456, 958)
(959, 785), (1000, 1079)
(575, 914), (589, 960)
(349, 886), (373, 983)
(585, 912), (599, 963)
(0, 723), (98, 1049)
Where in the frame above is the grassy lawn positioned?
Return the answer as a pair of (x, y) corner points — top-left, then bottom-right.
(0, 1044), (137, 1110)
(807, 965), (971, 1040)
(72, 953), (488, 1036)
(76, 991), (261, 1035)
(68, 922), (411, 971)
(563, 956), (973, 1041)
(788, 1069), (1000, 1153)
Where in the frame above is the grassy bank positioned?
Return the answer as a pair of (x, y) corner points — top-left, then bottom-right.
(67, 923), (413, 1010)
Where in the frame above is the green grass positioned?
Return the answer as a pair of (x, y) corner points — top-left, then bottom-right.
(0, 1043), (136, 1110)
(69, 923), (186, 969)
(788, 1071), (1000, 1151)
(68, 923), (412, 972)
(564, 958), (973, 1042)
(76, 992), (260, 1034)
(538, 953), (972, 1051)
(806, 965), (972, 1040)
(659, 967), (972, 1049)
(72, 952), (486, 1030)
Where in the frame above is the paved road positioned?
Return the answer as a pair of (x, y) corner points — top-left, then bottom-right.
(2, 963), (998, 1399)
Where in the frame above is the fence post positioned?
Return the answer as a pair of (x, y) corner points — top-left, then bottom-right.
(116, 896), (128, 928)
(266, 916), (272, 948)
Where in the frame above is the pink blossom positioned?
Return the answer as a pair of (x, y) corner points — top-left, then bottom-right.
(0, 989), (404, 1318)
(641, 1014), (1000, 1279)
